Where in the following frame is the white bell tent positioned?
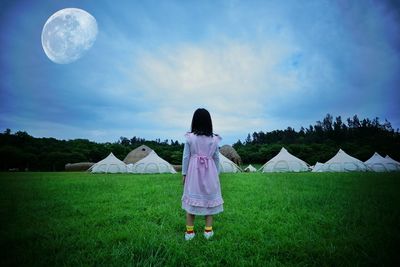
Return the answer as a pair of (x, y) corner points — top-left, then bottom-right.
(129, 151), (177, 174)
(364, 152), (392, 172)
(89, 152), (127, 173)
(384, 155), (400, 171)
(311, 162), (325, 172)
(260, 147), (309, 172)
(219, 153), (242, 173)
(126, 163), (134, 172)
(322, 149), (368, 172)
(244, 164), (257, 172)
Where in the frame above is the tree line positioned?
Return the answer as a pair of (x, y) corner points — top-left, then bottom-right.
(233, 114), (400, 164)
(0, 129), (183, 171)
(0, 114), (399, 171)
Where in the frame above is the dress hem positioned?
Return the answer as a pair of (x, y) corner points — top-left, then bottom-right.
(182, 195), (224, 207)
(182, 202), (224, 215)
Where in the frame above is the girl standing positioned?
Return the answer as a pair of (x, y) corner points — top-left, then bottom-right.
(182, 108), (224, 240)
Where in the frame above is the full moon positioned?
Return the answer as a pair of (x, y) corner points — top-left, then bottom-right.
(41, 8), (98, 64)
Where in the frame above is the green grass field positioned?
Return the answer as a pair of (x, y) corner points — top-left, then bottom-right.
(1, 172), (399, 266)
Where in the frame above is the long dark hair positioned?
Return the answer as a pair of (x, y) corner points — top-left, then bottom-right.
(191, 108), (213, 137)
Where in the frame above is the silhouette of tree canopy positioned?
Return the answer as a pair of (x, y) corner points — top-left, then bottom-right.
(0, 129), (183, 171)
(0, 114), (398, 170)
(233, 114), (399, 164)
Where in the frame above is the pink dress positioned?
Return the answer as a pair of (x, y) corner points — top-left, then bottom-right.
(181, 133), (224, 215)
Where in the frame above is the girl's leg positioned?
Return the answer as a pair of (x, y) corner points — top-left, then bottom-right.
(185, 213), (196, 240)
(186, 213), (195, 226)
(204, 215), (214, 239)
(205, 215), (213, 227)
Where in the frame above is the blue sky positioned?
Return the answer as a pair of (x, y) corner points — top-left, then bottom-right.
(0, 0), (399, 145)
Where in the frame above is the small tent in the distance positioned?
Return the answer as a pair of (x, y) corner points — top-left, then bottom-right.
(260, 147), (309, 172)
(65, 162), (94, 171)
(128, 150), (177, 174)
(384, 155), (400, 171)
(244, 164), (257, 172)
(365, 152), (394, 172)
(311, 162), (325, 172)
(320, 149), (368, 172)
(89, 152), (127, 173)
(219, 153), (242, 173)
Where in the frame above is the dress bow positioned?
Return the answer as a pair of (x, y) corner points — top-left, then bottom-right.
(197, 155), (209, 169)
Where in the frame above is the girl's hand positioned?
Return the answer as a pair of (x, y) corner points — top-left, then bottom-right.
(182, 175), (186, 185)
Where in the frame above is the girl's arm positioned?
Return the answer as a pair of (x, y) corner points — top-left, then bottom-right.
(182, 141), (190, 176)
(212, 148), (220, 174)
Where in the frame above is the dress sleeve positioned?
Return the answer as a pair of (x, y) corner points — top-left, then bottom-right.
(212, 148), (220, 174)
(182, 141), (190, 175)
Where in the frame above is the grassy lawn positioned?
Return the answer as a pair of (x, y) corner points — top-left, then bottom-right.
(1, 172), (399, 266)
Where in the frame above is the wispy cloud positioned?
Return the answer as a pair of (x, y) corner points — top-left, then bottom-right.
(127, 38), (307, 140)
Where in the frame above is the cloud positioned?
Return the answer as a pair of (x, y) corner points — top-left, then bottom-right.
(128, 38), (308, 140)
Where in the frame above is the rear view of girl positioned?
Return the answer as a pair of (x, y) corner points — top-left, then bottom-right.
(181, 108), (224, 240)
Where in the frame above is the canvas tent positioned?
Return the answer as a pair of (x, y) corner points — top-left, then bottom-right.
(65, 162), (94, 171)
(89, 152), (127, 173)
(244, 164), (257, 172)
(384, 155), (400, 171)
(124, 145), (152, 164)
(321, 149), (368, 172)
(219, 152), (242, 173)
(260, 147), (309, 172)
(364, 152), (393, 172)
(220, 145), (242, 165)
(129, 151), (177, 174)
(311, 162), (325, 172)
